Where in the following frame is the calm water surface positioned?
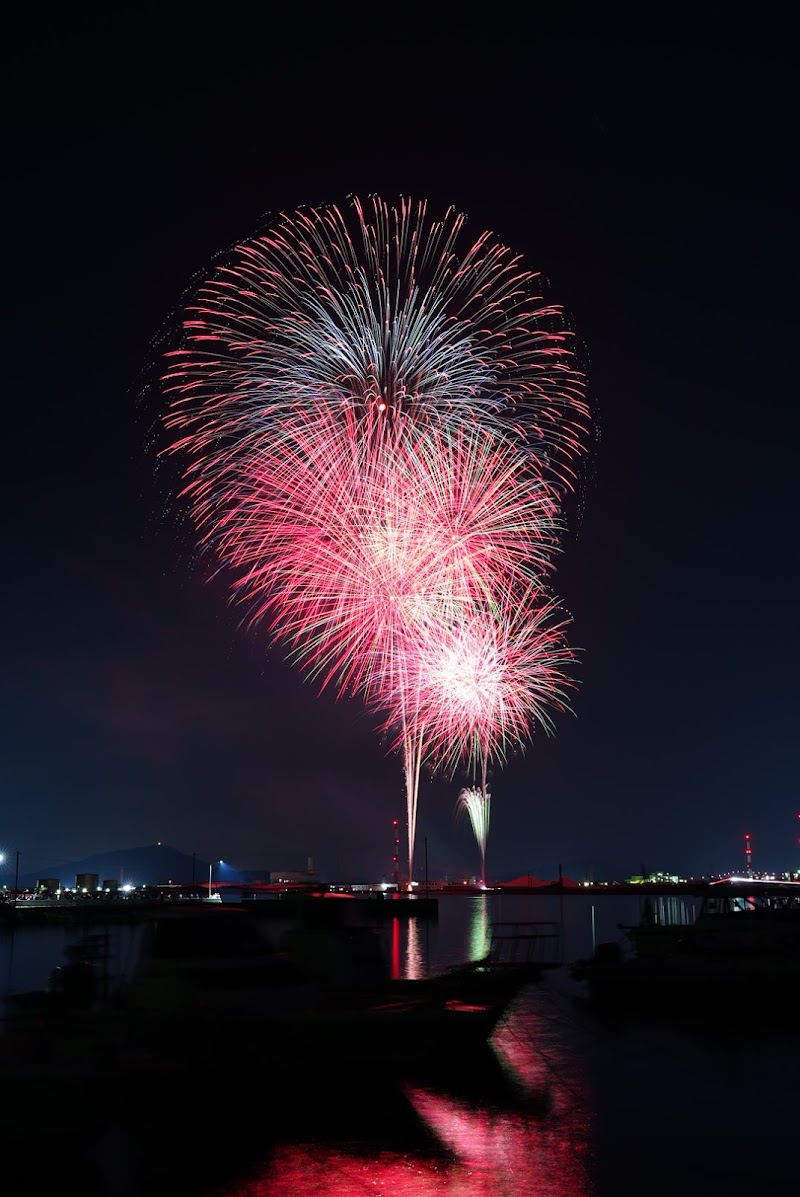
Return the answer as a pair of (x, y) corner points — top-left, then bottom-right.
(2, 894), (797, 1196)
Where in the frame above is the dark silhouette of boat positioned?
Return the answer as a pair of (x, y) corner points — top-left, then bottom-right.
(570, 879), (800, 1031)
(624, 879), (800, 958)
(1, 898), (558, 1095)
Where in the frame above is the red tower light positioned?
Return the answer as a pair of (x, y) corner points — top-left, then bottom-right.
(392, 819), (401, 888)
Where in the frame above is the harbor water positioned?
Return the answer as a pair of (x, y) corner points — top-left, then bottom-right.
(2, 892), (797, 1196)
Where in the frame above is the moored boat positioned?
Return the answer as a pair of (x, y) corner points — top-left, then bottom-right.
(570, 879), (800, 1032)
(1, 900), (549, 1087)
(623, 879), (800, 959)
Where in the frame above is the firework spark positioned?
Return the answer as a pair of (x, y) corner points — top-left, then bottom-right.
(161, 196), (588, 884)
(380, 592), (579, 788)
(162, 195), (588, 489)
(204, 414), (562, 697)
(196, 413), (564, 880)
(458, 786), (491, 886)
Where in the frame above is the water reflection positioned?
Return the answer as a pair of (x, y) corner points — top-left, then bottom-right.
(406, 916), (423, 979)
(5, 896), (798, 1197)
(212, 988), (592, 1197)
(649, 894), (695, 926)
(390, 914), (401, 979)
(467, 895), (490, 963)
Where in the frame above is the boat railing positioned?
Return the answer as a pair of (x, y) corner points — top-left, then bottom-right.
(488, 921), (561, 968)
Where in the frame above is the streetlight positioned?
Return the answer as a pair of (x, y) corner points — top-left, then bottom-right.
(207, 860), (223, 901)
(1, 851), (20, 899)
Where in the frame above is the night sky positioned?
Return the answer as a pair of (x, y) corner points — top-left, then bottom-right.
(5, 23), (798, 883)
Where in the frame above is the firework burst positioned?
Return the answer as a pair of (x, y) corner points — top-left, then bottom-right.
(203, 414), (563, 697)
(161, 196), (588, 884)
(162, 195), (588, 489)
(381, 592), (579, 788)
(378, 591), (578, 882)
(192, 413), (564, 881)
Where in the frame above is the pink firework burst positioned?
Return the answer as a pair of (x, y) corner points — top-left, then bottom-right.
(380, 592), (579, 792)
(197, 412), (564, 883)
(195, 409), (562, 704)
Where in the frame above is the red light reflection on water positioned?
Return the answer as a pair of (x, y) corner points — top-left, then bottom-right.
(391, 914), (401, 978)
(216, 991), (592, 1197)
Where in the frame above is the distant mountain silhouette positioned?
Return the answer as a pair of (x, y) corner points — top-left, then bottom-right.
(12, 845), (283, 890)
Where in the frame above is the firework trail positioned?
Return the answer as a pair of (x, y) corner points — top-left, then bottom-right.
(387, 592), (578, 883)
(161, 196), (588, 883)
(458, 785), (491, 886)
